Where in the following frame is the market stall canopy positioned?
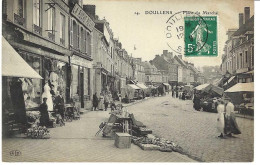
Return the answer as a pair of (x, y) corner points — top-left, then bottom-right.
(163, 83), (170, 86)
(227, 76), (235, 83)
(136, 83), (148, 89)
(224, 82), (254, 93)
(2, 37), (43, 79)
(127, 84), (140, 90)
(195, 84), (210, 90)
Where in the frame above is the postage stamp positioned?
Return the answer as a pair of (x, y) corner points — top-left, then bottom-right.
(184, 16), (218, 56)
(165, 11), (218, 57)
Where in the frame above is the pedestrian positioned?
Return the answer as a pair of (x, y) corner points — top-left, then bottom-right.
(39, 97), (50, 127)
(193, 94), (201, 111)
(104, 92), (109, 111)
(92, 92), (99, 111)
(217, 99), (225, 138)
(182, 91), (186, 100)
(110, 99), (116, 112)
(55, 90), (65, 119)
(98, 93), (104, 110)
(176, 89), (179, 98)
(225, 99), (241, 136)
(172, 87), (175, 98)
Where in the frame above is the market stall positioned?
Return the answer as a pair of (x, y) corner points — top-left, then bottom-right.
(136, 83), (149, 98)
(224, 83), (254, 115)
(121, 84), (140, 102)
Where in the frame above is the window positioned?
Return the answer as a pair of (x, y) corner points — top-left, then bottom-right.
(77, 25), (80, 49)
(13, 0), (25, 26)
(252, 46), (254, 66)
(86, 32), (91, 55)
(70, 19), (73, 46)
(47, 4), (55, 32)
(33, 0), (41, 26)
(72, 21), (77, 49)
(60, 13), (65, 45)
(245, 51), (248, 63)
(240, 53), (243, 69)
(14, 0), (24, 17)
(47, 4), (55, 41)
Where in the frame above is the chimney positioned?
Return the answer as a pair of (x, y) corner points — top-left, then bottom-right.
(83, 5), (96, 20)
(163, 50), (168, 56)
(239, 13), (243, 28)
(244, 7), (250, 23)
(168, 52), (173, 58)
(178, 55), (182, 59)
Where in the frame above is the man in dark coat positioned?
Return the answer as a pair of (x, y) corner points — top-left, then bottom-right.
(193, 94), (201, 111)
(92, 93), (99, 111)
(55, 91), (65, 119)
(39, 97), (50, 127)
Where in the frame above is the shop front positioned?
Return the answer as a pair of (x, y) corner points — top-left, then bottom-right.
(70, 55), (92, 110)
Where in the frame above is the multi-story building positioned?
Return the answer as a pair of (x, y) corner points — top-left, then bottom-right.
(143, 61), (163, 85)
(69, 0), (95, 109)
(221, 7), (254, 88)
(2, 0), (72, 111)
(133, 58), (146, 83)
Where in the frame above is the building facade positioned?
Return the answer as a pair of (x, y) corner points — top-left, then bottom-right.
(220, 7), (254, 88)
(2, 0), (72, 111)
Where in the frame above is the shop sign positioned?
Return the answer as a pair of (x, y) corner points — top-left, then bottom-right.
(71, 3), (95, 32)
(71, 56), (92, 68)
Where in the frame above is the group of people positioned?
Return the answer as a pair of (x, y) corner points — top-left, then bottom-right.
(172, 87), (191, 100)
(217, 98), (241, 138)
(92, 91), (115, 111)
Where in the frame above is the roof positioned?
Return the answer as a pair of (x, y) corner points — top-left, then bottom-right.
(2, 37), (43, 79)
(136, 83), (148, 89)
(195, 84), (210, 90)
(224, 82), (254, 93)
(233, 16), (254, 36)
(173, 55), (187, 67)
(127, 84), (140, 90)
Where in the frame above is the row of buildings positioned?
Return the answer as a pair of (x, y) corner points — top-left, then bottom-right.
(219, 7), (254, 89)
(2, 0), (135, 111)
(2, 0), (205, 112)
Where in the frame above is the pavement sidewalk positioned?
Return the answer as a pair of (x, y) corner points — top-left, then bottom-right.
(2, 105), (195, 162)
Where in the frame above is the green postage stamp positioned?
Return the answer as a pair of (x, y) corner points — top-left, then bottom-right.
(184, 16), (217, 56)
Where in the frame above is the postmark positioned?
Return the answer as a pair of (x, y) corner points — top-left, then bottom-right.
(165, 11), (217, 57)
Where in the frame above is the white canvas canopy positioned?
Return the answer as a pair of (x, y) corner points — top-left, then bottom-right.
(2, 37), (42, 79)
(195, 84), (210, 90)
(136, 83), (148, 89)
(224, 82), (254, 93)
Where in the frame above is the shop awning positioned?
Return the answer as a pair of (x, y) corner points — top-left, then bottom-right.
(127, 84), (140, 90)
(136, 83), (148, 89)
(2, 37), (42, 79)
(163, 83), (170, 86)
(227, 76), (235, 83)
(224, 82), (254, 93)
(195, 84), (210, 90)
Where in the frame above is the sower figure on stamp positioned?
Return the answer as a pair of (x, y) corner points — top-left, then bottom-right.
(189, 19), (213, 54)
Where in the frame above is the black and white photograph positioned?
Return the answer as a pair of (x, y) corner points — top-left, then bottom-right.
(1, 0), (255, 162)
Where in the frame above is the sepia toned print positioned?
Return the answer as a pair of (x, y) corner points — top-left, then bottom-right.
(2, 0), (254, 162)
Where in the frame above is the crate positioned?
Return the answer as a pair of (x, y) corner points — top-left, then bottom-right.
(114, 133), (131, 149)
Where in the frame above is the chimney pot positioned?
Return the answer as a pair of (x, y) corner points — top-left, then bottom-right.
(244, 7), (250, 23)
(239, 13), (244, 28)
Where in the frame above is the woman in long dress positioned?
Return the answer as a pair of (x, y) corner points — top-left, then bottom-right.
(41, 83), (53, 111)
(217, 101), (225, 137)
(98, 93), (105, 110)
(225, 101), (241, 136)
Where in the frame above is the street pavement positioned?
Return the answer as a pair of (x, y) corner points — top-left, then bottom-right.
(2, 104), (194, 162)
(126, 94), (254, 162)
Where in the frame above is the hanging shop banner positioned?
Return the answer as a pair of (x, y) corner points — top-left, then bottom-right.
(70, 56), (93, 68)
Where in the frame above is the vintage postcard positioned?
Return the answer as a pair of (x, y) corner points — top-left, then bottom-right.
(2, 0), (254, 162)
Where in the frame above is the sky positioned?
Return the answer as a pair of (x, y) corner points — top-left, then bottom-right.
(84, 0), (254, 67)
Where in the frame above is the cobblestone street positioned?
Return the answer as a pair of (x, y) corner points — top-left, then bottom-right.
(2, 105), (194, 162)
(127, 94), (254, 162)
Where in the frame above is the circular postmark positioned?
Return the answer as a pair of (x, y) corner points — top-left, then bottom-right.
(165, 11), (209, 56)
